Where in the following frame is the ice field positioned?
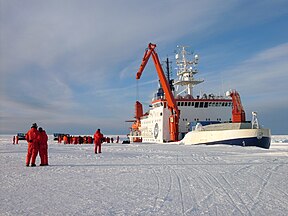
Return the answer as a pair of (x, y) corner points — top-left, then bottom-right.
(1, 135), (288, 215)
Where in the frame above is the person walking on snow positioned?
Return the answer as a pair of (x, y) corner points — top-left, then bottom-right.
(25, 123), (40, 167)
(94, 129), (104, 154)
(38, 127), (49, 166)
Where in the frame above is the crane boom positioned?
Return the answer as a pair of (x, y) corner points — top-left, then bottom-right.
(136, 43), (180, 141)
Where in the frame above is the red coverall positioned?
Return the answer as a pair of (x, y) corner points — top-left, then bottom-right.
(25, 128), (40, 166)
(39, 130), (48, 166)
(94, 129), (103, 154)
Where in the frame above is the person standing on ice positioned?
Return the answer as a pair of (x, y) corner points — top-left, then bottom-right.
(38, 127), (49, 166)
(25, 123), (40, 167)
(15, 135), (19, 144)
(94, 129), (104, 154)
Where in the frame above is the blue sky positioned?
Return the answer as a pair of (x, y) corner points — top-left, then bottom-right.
(1, 0), (288, 135)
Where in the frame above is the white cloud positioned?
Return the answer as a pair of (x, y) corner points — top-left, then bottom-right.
(221, 43), (288, 95)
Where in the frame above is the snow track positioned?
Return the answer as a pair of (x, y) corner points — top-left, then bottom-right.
(1, 135), (288, 215)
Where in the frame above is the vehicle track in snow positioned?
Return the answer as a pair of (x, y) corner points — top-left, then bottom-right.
(175, 153), (219, 215)
(150, 167), (161, 212)
(250, 164), (283, 212)
(149, 164), (200, 215)
(183, 163), (251, 215)
(219, 172), (253, 215)
(149, 166), (173, 214)
(200, 167), (247, 215)
(231, 164), (253, 175)
(193, 172), (222, 215)
(180, 170), (202, 215)
(168, 165), (185, 215)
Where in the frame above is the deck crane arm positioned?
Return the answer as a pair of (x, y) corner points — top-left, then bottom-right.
(136, 43), (180, 141)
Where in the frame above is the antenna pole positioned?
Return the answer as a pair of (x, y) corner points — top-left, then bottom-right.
(166, 57), (170, 81)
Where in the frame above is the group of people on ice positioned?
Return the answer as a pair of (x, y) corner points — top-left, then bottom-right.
(57, 129), (105, 153)
(57, 134), (119, 144)
(25, 123), (49, 167)
(58, 135), (93, 144)
(25, 123), (107, 166)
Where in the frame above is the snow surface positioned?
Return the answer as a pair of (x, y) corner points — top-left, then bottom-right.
(1, 135), (288, 216)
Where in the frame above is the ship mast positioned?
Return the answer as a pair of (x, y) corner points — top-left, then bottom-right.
(174, 46), (203, 97)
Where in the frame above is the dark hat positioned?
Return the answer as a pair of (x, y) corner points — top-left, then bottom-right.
(39, 127), (43, 132)
(32, 123), (38, 128)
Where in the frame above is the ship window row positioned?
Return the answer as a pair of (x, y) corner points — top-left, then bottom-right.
(152, 102), (166, 108)
(182, 118), (223, 121)
(177, 101), (232, 107)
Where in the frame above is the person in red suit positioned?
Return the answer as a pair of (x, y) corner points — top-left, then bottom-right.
(25, 123), (40, 167)
(94, 129), (104, 154)
(38, 127), (49, 166)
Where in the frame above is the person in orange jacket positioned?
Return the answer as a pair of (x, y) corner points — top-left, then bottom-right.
(94, 129), (104, 154)
(87, 136), (92, 144)
(25, 123), (40, 167)
(38, 127), (49, 166)
(63, 135), (68, 144)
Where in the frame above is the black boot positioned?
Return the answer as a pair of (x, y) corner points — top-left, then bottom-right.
(31, 164), (36, 167)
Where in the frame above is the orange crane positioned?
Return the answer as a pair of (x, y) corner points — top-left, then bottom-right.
(227, 90), (246, 123)
(136, 43), (180, 141)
